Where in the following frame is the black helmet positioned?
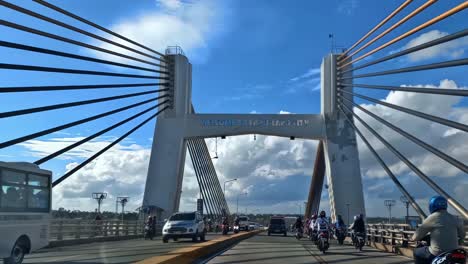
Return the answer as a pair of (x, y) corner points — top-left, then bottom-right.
(319, 210), (326, 217)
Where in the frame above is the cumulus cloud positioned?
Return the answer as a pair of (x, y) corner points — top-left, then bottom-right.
(286, 67), (321, 94)
(403, 30), (468, 62)
(88, 0), (229, 65)
(355, 79), (467, 215)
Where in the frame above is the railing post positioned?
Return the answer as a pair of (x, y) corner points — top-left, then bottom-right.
(57, 219), (63, 241)
(103, 221), (108, 237)
(116, 221), (120, 236)
(75, 220), (81, 239)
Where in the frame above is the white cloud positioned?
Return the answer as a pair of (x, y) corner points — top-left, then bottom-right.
(286, 67), (321, 94)
(337, 0), (359, 15)
(403, 30), (468, 62)
(290, 68), (320, 82)
(88, 0), (229, 65)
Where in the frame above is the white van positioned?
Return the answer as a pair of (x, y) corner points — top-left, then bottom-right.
(162, 211), (206, 243)
(0, 162), (52, 264)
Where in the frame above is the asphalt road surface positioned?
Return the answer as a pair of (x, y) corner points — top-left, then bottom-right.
(207, 232), (413, 264)
(3, 234), (222, 264)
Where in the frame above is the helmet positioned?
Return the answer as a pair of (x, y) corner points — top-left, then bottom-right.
(337, 215), (342, 219)
(354, 215), (358, 221)
(319, 211), (326, 217)
(429, 196), (447, 214)
(311, 214), (317, 219)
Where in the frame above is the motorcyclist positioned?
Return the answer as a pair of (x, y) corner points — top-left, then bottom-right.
(295, 216), (303, 234)
(412, 196), (465, 264)
(334, 215), (346, 229)
(315, 211), (330, 238)
(349, 214), (365, 244)
(309, 214), (318, 239)
(234, 216), (240, 226)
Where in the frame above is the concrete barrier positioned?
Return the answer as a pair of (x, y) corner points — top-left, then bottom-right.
(136, 230), (263, 264)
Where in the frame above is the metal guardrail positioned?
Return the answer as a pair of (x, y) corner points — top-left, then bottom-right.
(364, 224), (468, 248)
(49, 219), (163, 241)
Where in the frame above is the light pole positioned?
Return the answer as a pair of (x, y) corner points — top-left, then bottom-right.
(92, 192), (107, 213)
(223, 178), (237, 197)
(117, 197), (129, 222)
(297, 203), (302, 216)
(384, 200), (396, 224)
(346, 203), (350, 226)
(236, 192), (247, 215)
(400, 195), (410, 223)
(304, 202), (307, 216)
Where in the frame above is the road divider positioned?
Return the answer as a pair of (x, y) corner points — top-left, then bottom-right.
(136, 230), (263, 264)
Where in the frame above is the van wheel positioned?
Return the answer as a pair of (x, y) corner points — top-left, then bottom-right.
(192, 231), (198, 242)
(4, 241), (27, 264)
(200, 230), (206, 241)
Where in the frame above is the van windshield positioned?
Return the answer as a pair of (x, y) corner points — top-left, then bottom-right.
(270, 219), (285, 225)
(239, 217), (248, 221)
(170, 213), (195, 221)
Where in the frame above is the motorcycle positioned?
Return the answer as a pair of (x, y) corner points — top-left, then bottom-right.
(431, 248), (467, 264)
(222, 223), (229, 235)
(233, 225), (240, 234)
(295, 227), (303, 240)
(354, 232), (365, 251)
(310, 230), (318, 243)
(144, 224), (154, 240)
(335, 227), (346, 245)
(316, 231), (329, 254)
(417, 239), (467, 264)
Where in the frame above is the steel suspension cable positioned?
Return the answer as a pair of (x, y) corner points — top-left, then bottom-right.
(0, 63), (169, 78)
(0, 20), (166, 68)
(337, 105), (427, 219)
(0, 83), (168, 93)
(195, 138), (226, 217)
(0, 41), (163, 73)
(340, 90), (468, 133)
(0, 90), (165, 119)
(340, 0), (437, 62)
(33, 0), (166, 58)
(339, 0), (413, 59)
(339, 58), (468, 80)
(339, 83), (468, 96)
(340, 95), (468, 173)
(194, 139), (224, 218)
(0, 0), (165, 63)
(35, 100), (170, 165)
(340, 29), (468, 73)
(187, 140), (217, 218)
(198, 138), (230, 216)
(339, 1), (468, 69)
(52, 106), (169, 187)
(339, 102), (468, 219)
(0, 96), (167, 149)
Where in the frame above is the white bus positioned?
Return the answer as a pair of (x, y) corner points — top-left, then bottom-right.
(0, 162), (51, 264)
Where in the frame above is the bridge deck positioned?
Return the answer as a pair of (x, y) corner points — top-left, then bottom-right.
(207, 233), (412, 264)
(13, 234), (222, 264)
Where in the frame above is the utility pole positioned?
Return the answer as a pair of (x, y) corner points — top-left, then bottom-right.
(384, 200), (396, 224)
(224, 178), (237, 197)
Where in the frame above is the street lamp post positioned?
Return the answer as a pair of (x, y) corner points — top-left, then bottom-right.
(236, 192), (247, 215)
(400, 195), (410, 223)
(223, 178), (237, 196)
(384, 200), (396, 224)
(346, 203), (350, 226)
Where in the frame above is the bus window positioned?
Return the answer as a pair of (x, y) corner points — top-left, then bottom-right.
(1, 185), (27, 208)
(28, 174), (49, 187)
(28, 188), (49, 209)
(2, 169), (26, 185)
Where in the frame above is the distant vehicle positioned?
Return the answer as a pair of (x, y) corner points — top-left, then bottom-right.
(162, 211), (206, 243)
(0, 162), (52, 264)
(268, 216), (287, 237)
(238, 215), (249, 231)
(248, 222), (258, 230)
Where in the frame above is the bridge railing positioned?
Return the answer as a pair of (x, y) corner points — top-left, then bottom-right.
(49, 219), (162, 242)
(365, 224), (468, 248)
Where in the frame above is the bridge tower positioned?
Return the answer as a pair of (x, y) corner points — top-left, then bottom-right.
(320, 54), (366, 223)
(142, 50), (192, 220)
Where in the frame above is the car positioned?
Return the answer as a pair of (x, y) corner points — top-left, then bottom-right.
(248, 222), (257, 230)
(268, 216), (287, 236)
(237, 215), (250, 231)
(162, 211), (206, 243)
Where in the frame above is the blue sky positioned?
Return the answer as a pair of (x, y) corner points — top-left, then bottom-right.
(0, 0), (467, 216)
